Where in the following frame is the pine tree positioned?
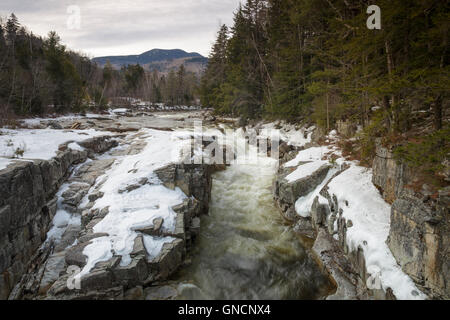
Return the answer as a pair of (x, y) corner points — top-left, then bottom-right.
(200, 24), (229, 108)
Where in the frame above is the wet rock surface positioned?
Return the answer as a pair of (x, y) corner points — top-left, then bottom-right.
(274, 162), (331, 222)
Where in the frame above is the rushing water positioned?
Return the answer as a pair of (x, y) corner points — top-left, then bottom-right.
(173, 130), (334, 299)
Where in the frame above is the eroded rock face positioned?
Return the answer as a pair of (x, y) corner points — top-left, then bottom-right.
(372, 140), (412, 204)
(35, 162), (213, 300)
(388, 189), (449, 299)
(273, 163), (331, 222)
(373, 142), (449, 299)
(312, 228), (366, 300)
(155, 163), (213, 216)
(0, 135), (117, 300)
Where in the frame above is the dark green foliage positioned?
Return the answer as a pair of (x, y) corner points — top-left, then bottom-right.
(0, 15), (101, 116)
(200, 0), (449, 174)
(201, 0), (448, 128)
(358, 109), (390, 161)
(394, 126), (450, 176)
(123, 64), (145, 93)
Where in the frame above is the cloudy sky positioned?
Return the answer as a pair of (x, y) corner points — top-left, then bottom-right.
(0, 0), (241, 58)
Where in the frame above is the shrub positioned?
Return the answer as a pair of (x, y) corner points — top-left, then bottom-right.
(393, 126), (450, 177)
(358, 110), (389, 162)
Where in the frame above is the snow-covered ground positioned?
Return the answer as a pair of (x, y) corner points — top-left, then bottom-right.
(259, 121), (316, 147)
(0, 114), (427, 299)
(283, 129), (426, 300)
(20, 114), (109, 127)
(76, 129), (192, 277)
(0, 128), (111, 170)
(285, 160), (329, 183)
(327, 166), (426, 300)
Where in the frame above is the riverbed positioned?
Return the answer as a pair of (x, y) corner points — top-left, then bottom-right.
(173, 128), (334, 300)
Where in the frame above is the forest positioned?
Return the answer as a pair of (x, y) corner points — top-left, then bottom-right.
(0, 1), (448, 182)
(0, 14), (199, 120)
(200, 0), (449, 178)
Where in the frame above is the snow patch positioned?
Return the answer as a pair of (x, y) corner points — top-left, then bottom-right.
(294, 167), (337, 217)
(0, 128), (109, 161)
(285, 160), (329, 183)
(79, 129), (191, 275)
(284, 146), (332, 167)
(67, 142), (84, 151)
(327, 166), (426, 300)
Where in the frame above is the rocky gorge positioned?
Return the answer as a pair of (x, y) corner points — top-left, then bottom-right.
(0, 111), (447, 300)
(272, 122), (449, 300)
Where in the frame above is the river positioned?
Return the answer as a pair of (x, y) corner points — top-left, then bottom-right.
(173, 128), (334, 300)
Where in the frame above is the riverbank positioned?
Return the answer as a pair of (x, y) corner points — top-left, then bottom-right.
(269, 121), (448, 300)
(0, 110), (447, 300)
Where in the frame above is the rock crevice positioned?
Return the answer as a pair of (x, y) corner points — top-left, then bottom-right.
(0, 135), (118, 300)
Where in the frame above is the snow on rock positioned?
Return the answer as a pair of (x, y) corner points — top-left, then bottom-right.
(67, 142), (85, 151)
(143, 235), (176, 258)
(0, 128), (109, 164)
(285, 160), (329, 183)
(284, 146), (332, 167)
(283, 125), (425, 299)
(79, 129), (190, 277)
(259, 122), (315, 148)
(111, 108), (129, 114)
(282, 125), (315, 147)
(327, 165), (426, 300)
(44, 162), (90, 245)
(294, 167), (338, 218)
(0, 158), (26, 171)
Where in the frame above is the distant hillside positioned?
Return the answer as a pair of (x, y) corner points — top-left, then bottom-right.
(92, 49), (208, 74)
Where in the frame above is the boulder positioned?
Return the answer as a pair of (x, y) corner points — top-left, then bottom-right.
(112, 256), (148, 287)
(80, 268), (114, 292)
(65, 242), (91, 267)
(124, 286), (144, 300)
(38, 251), (66, 295)
(145, 285), (178, 300)
(78, 233), (109, 244)
(133, 218), (164, 237)
(148, 238), (185, 280)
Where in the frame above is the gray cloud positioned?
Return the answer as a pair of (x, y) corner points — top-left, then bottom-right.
(0, 0), (241, 57)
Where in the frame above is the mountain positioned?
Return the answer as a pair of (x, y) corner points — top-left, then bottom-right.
(92, 49), (208, 74)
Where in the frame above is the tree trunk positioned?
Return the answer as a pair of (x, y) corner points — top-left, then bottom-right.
(326, 79), (330, 131)
(433, 95), (443, 130)
(385, 40), (396, 132)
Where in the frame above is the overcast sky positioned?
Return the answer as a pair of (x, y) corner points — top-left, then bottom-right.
(0, 0), (241, 58)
